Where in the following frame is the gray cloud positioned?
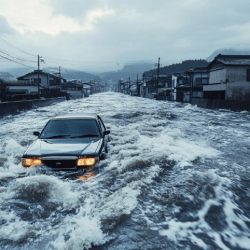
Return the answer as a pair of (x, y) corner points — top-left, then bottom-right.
(1, 0), (250, 72)
(0, 15), (15, 35)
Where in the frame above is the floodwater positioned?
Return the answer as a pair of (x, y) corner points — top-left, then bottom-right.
(0, 92), (250, 250)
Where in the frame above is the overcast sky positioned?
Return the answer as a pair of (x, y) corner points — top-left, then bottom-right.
(0, 0), (250, 72)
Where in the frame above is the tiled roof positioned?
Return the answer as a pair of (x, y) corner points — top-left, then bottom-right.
(17, 70), (65, 80)
(213, 54), (250, 66)
(186, 66), (208, 73)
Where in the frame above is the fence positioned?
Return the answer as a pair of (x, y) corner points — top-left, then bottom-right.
(191, 98), (250, 112)
(0, 97), (66, 117)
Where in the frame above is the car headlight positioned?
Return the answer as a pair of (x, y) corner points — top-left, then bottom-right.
(77, 157), (96, 166)
(21, 157), (43, 168)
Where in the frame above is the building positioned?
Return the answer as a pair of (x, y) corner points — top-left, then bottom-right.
(4, 81), (40, 101)
(17, 70), (65, 98)
(141, 75), (169, 99)
(61, 80), (83, 99)
(83, 83), (91, 97)
(187, 67), (209, 99)
(175, 73), (191, 103)
(205, 54), (250, 101)
(174, 67), (209, 103)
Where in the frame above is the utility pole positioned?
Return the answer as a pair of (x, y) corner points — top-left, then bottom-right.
(37, 55), (40, 98)
(137, 73), (139, 96)
(157, 57), (160, 94)
(128, 77), (130, 95)
(59, 66), (61, 79)
(59, 66), (61, 91)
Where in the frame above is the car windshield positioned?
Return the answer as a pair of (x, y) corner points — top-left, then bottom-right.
(40, 119), (101, 139)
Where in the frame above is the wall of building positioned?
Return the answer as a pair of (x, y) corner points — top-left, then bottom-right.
(209, 68), (226, 84)
(203, 84), (226, 91)
(226, 83), (250, 101)
(0, 97), (66, 117)
(191, 98), (250, 112)
(23, 74), (48, 88)
(8, 85), (38, 93)
(193, 73), (209, 85)
(208, 66), (250, 101)
(226, 66), (248, 83)
(225, 66), (250, 101)
(67, 90), (83, 99)
(171, 75), (177, 101)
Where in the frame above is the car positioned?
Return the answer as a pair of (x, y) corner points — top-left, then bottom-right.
(21, 113), (110, 170)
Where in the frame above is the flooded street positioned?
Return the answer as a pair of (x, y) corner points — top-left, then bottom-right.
(0, 92), (250, 250)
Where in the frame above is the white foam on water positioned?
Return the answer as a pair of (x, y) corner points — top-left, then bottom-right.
(0, 211), (34, 242)
(52, 215), (106, 250)
(10, 175), (79, 207)
(1, 93), (249, 249)
(158, 171), (250, 250)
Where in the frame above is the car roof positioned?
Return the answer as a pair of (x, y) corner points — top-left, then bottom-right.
(51, 113), (98, 120)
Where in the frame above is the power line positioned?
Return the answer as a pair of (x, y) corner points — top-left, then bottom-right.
(0, 37), (36, 57)
(0, 50), (37, 63)
(0, 55), (36, 69)
(42, 56), (153, 65)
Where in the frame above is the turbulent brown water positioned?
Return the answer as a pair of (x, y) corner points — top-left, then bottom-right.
(0, 93), (250, 250)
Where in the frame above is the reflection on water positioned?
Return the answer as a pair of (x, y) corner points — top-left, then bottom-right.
(76, 169), (95, 181)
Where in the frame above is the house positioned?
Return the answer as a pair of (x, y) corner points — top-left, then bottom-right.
(61, 80), (83, 99)
(17, 70), (66, 98)
(129, 83), (138, 96)
(175, 73), (191, 103)
(83, 83), (91, 97)
(118, 80), (129, 95)
(4, 80), (40, 101)
(174, 67), (209, 103)
(158, 75), (173, 101)
(187, 67), (209, 99)
(141, 76), (156, 99)
(141, 75), (169, 99)
(204, 54), (250, 101)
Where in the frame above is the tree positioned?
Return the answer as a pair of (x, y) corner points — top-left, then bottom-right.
(0, 80), (9, 102)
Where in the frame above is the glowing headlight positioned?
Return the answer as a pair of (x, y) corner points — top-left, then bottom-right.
(77, 157), (96, 166)
(21, 157), (42, 168)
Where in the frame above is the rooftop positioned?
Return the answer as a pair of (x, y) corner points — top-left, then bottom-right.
(17, 70), (65, 80)
(209, 54), (250, 67)
(186, 66), (209, 73)
(52, 113), (98, 120)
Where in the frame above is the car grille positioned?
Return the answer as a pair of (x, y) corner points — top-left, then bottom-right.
(42, 156), (78, 169)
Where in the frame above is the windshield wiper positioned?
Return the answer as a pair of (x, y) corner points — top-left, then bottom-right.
(45, 134), (71, 139)
(70, 134), (100, 138)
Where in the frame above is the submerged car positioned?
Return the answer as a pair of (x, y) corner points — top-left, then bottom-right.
(21, 113), (110, 170)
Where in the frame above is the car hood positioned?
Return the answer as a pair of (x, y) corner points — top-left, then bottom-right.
(24, 138), (102, 157)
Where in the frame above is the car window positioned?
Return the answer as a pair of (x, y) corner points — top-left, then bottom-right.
(99, 117), (106, 130)
(40, 119), (101, 138)
(98, 118), (105, 132)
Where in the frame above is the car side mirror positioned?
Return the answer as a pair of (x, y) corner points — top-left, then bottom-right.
(103, 130), (110, 136)
(33, 131), (40, 136)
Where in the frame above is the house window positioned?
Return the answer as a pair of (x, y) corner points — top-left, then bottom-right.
(202, 78), (209, 84)
(195, 78), (202, 85)
(33, 78), (41, 84)
(247, 69), (250, 81)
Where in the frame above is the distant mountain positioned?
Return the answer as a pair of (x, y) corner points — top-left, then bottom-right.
(206, 48), (250, 62)
(99, 62), (154, 81)
(2, 67), (100, 82)
(3, 68), (32, 78)
(0, 71), (16, 81)
(144, 59), (208, 76)
(43, 67), (100, 81)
